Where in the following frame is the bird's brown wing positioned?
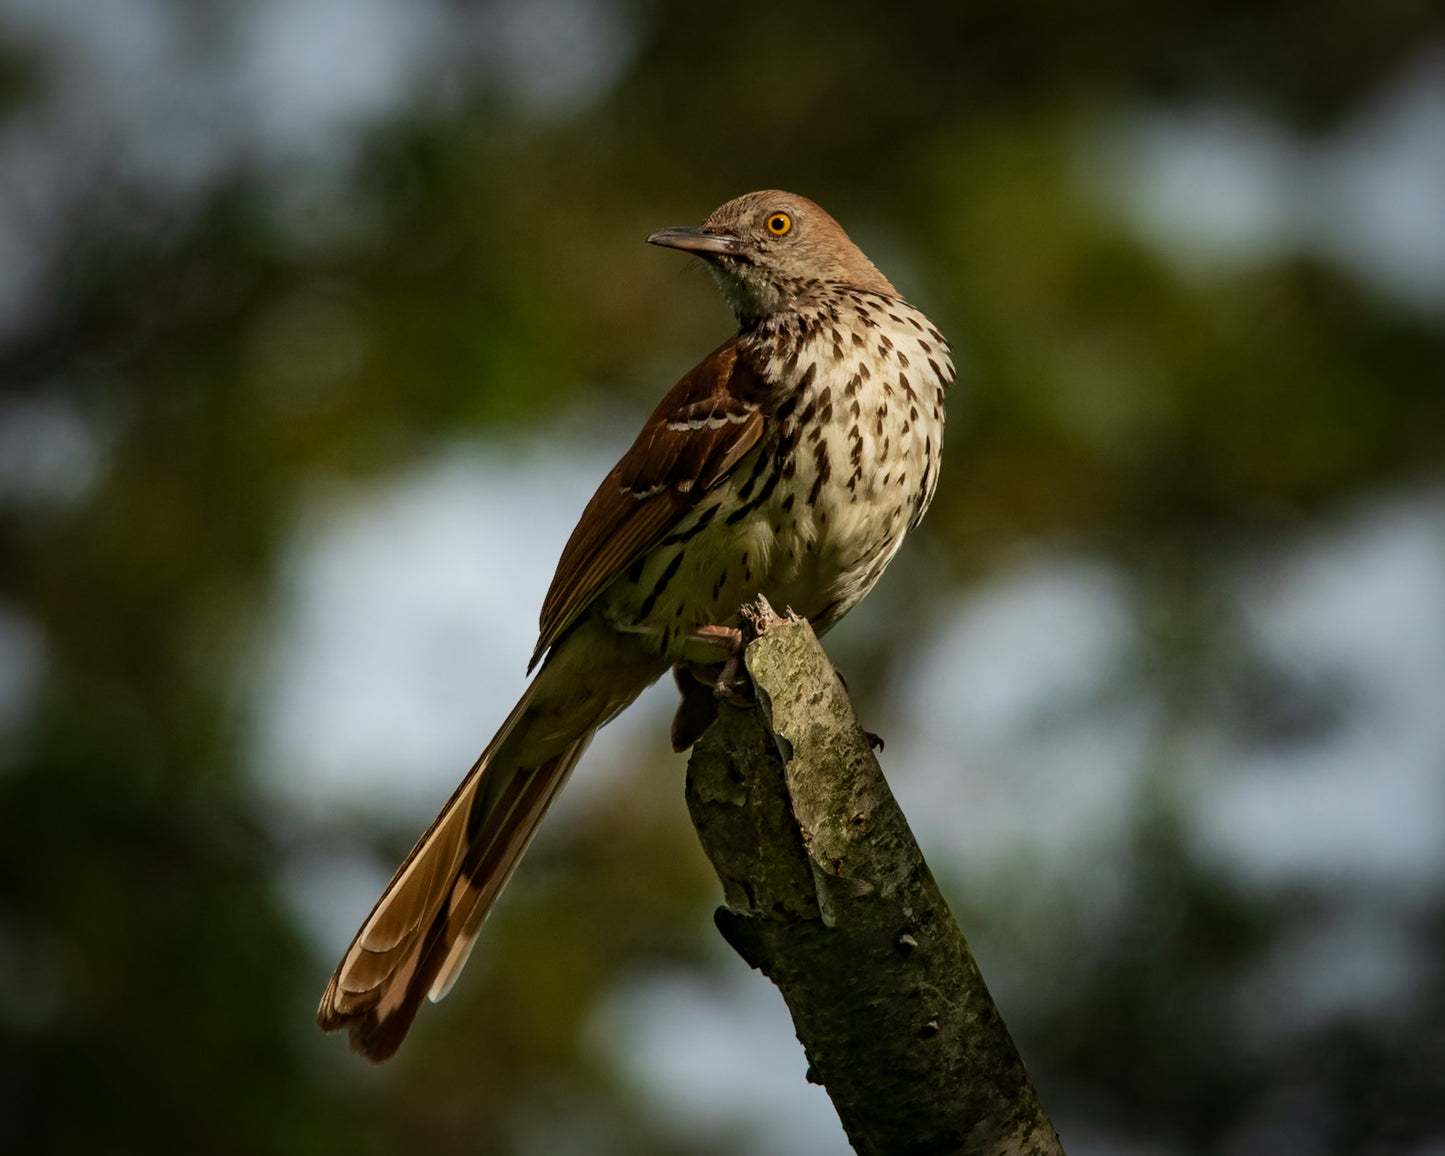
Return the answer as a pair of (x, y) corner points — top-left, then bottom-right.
(530, 336), (769, 668)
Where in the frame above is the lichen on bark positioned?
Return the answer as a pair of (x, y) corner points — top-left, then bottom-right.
(684, 610), (1065, 1156)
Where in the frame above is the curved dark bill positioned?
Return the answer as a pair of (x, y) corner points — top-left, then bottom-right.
(646, 226), (742, 256)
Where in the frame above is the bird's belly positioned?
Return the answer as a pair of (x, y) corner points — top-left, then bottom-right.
(598, 451), (934, 667)
(751, 467), (920, 631)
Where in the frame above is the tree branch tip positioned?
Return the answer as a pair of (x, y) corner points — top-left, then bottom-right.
(739, 594), (801, 641)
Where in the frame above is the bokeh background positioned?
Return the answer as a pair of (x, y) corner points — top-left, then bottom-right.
(2, 1), (1443, 1152)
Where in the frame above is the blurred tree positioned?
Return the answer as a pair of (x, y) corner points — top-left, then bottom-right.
(1, 0), (1442, 1152)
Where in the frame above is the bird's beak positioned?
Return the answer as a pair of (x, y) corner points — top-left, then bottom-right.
(646, 226), (743, 257)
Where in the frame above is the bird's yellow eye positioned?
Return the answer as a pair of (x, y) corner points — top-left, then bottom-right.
(766, 212), (792, 236)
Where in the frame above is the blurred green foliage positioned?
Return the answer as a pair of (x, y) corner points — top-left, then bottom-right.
(1, 1), (1443, 1153)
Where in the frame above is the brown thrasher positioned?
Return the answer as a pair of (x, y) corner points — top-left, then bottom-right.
(317, 190), (955, 1060)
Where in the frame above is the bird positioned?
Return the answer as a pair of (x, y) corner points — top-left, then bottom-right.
(317, 190), (955, 1060)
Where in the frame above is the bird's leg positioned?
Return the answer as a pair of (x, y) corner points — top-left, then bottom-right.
(688, 624), (753, 705)
(670, 626), (754, 752)
(692, 624), (743, 652)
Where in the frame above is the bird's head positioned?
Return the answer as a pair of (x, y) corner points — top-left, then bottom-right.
(648, 190), (896, 324)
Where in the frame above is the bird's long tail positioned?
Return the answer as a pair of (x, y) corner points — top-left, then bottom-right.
(316, 680), (597, 1061)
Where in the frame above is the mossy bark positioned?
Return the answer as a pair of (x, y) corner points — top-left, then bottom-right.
(685, 611), (1064, 1156)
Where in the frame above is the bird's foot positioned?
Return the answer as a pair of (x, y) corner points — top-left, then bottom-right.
(691, 623), (744, 655)
(714, 665), (755, 706)
(688, 625), (747, 702)
(670, 643), (757, 752)
(685, 624), (754, 706)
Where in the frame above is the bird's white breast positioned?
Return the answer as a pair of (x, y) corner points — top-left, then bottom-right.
(595, 291), (953, 664)
(742, 293), (953, 629)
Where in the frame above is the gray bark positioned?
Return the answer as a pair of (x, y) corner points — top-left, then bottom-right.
(684, 606), (1065, 1156)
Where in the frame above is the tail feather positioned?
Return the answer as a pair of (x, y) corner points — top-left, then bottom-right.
(317, 681), (596, 1061)
(429, 728), (595, 1001)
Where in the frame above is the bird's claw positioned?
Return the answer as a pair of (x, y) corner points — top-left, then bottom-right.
(688, 624), (752, 703)
(692, 624), (744, 655)
(714, 661), (755, 705)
